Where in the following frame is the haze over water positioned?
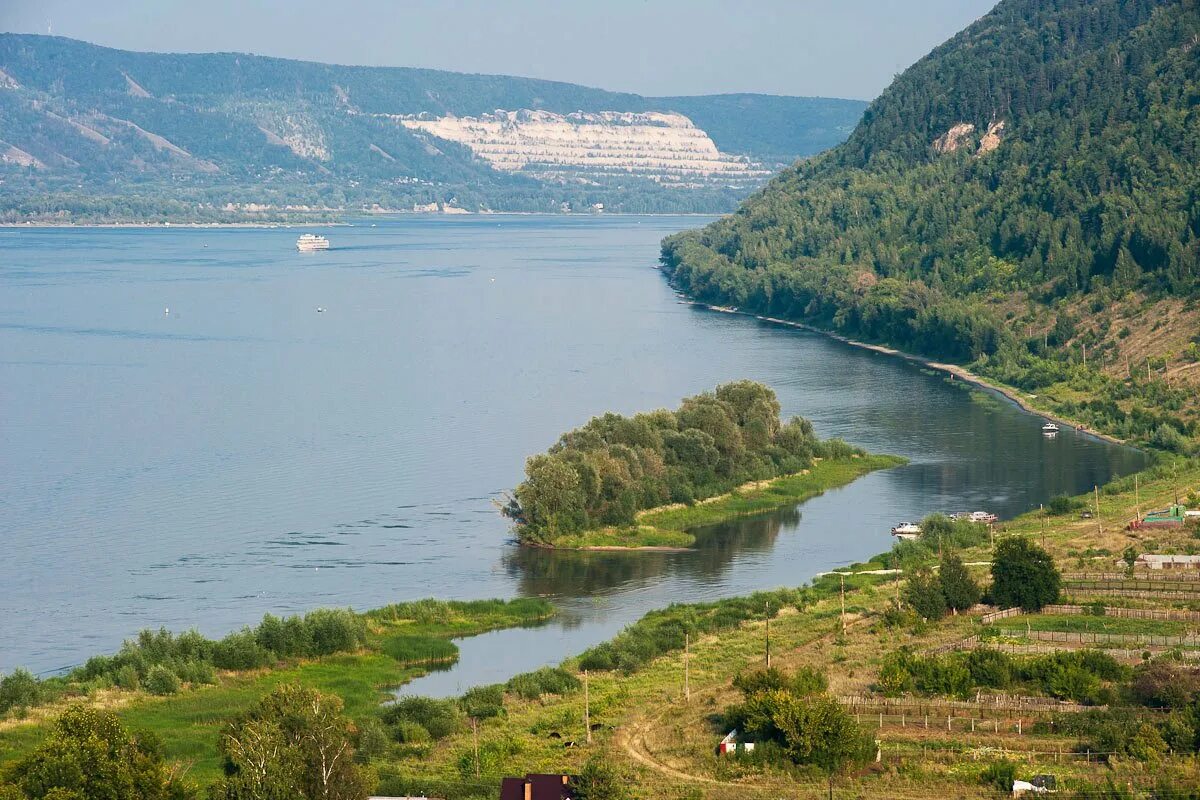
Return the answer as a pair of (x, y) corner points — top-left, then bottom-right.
(0, 216), (1149, 681)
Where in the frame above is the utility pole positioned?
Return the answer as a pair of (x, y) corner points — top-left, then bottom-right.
(1081, 342), (1087, 368)
(583, 670), (591, 744)
(1094, 485), (1102, 537)
(1135, 473), (1141, 522)
(471, 718), (480, 778)
(1147, 359), (1153, 383)
(840, 574), (847, 634)
(1040, 503), (1046, 548)
(764, 601), (771, 668)
(684, 633), (690, 702)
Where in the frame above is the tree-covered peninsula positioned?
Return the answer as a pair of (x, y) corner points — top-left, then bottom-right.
(504, 381), (902, 548)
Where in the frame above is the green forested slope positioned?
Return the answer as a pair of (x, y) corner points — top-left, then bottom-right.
(663, 0), (1200, 448)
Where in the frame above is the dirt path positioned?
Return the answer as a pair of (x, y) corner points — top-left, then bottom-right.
(614, 616), (868, 787)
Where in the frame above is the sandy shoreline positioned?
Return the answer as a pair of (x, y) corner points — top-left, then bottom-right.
(688, 302), (1130, 447)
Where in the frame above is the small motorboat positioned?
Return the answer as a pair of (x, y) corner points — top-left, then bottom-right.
(1042, 422), (1060, 434)
(968, 511), (998, 524)
(891, 522), (922, 540)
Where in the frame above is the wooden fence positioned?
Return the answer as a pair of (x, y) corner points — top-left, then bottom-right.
(994, 628), (1200, 648)
(1064, 577), (1200, 591)
(1042, 603), (1200, 622)
(1064, 586), (1200, 601)
(980, 607), (1022, 624)
(959, 639), (1200, 661)
(1063, 571), (1200, 582)
(855, 711), (1034, 734)
(839, 693), (1100, 714)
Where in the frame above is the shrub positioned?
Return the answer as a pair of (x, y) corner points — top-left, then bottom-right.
(143, 665), (180, 696)
(354, 718), (391, 762)
(303, 608), (368, 656)
(382, 696), (462, 740)
(939, 552), (981, 611)
(991, 538), (1061, 611)
(114, 664), (139, 691)
(211, 629), (271, 670)
(0, 669), (42, 714)
(878, 655), (914, 696)
(904, 569), (947, 621)
(176, 659), (216, 685)
(574, 757), (631, 800)
(980, 760), (1016, 793)
(1130, 663), (1200, 709)
(1047, 495), (1081, 515)
(734, 667), (826, 698)
(459, 684), (505, 719)
(964, 648), (1013, 688)
(505, 667), (580, 699)
(391, 721), (432, 744)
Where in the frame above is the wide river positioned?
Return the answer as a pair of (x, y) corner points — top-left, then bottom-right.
(1, 216), (1149, 687)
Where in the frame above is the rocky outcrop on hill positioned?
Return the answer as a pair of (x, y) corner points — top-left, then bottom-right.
(399, 110), (769, 187)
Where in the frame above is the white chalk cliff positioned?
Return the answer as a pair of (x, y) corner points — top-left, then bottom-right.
(396, 109), (768, 186)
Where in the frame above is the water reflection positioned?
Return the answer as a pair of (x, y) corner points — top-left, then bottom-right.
(501, 510), (793, 599)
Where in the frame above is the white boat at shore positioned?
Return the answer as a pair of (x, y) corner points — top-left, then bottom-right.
(1042, 422), (1060, 434)
(891, 522), (922, 540)
(296, 233), (330, 251)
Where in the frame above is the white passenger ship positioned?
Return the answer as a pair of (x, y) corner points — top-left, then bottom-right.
(296, 234), (330, 251)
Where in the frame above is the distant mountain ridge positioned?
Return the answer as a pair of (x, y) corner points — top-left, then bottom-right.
(0, 35), (866, 220)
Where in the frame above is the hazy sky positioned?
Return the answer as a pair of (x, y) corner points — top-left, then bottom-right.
(1, 1), (998, 100)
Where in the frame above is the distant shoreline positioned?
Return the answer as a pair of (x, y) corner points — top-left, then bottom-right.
(687, 301), (1130, 448)
(0, 212), (722, 229)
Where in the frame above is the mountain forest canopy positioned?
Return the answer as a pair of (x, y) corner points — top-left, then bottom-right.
(505, 381), (861, 544)
(662, 0), (1200, 448)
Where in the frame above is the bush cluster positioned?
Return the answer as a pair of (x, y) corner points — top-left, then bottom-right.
(879, 648), (1127, 703)
(382, 696), (463, 743)
(72, 608), (367, 694)
(724, 667), (873, 776)
(903, 552), (982, 621)
(505, 667), (580, 699)
(577, 589), (807, 674)
(0, 669), (45, 716)
(1051, 707), (1200, 763)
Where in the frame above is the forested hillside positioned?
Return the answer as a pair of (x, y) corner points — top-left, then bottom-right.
(663, 0), (1200, 450)
(0, 35), (865, 220)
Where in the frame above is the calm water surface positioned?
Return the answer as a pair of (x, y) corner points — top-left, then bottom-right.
(0, 216), (1149, 684)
